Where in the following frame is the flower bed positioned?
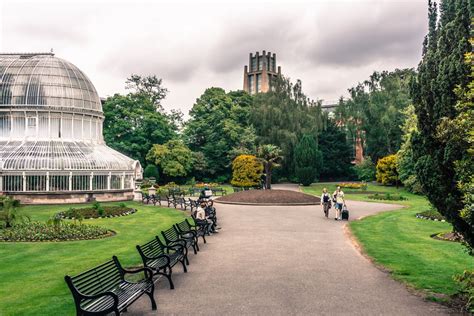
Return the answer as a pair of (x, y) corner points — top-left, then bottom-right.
(57, 206), (136, 219)
(416, 209), (446, 221)
(0, 222), (112, 242)
(367, 193), (407, 201)
(338, 182), (368, 190)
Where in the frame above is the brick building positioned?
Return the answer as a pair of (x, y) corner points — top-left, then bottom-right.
(243, 51), (281, 94)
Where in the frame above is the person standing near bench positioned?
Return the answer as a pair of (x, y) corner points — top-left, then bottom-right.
(333, 186), (345, 221)
(320, 188), (331, 218)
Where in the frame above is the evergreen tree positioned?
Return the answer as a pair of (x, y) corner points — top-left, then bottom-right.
(411, 0), (473, 249)
(294, 134), (323, 186)
(319, 120), (353, 179)
(251, 76), (324, 179)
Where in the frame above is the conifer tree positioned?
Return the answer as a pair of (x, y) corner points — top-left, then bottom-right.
(411, 0), (473, 249)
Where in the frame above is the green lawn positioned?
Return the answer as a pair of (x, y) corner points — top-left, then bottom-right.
(0, 201), (187, 315)
(302, 183), (473, 299)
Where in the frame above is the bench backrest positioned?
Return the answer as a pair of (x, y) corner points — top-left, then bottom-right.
(65, 258), (122, 298)
(161, 226), (180, 243)
(137, 238), (164, 261)
(175, 219), (191, 232)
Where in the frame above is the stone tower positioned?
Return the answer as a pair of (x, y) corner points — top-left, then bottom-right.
(243, 51), (281, 94)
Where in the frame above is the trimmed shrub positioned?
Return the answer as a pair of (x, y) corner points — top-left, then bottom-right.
(416, 209), (445, 221)
(58, 206), (135, 219)
(294, 134), (323, 186)
(454, 270), (474, 313)
(353, 157), (376, 182)
(296, 167), (317, 186)
(231, 155), (263, 187)
(0, 222), (110, 242)
(376, 154), (399, 185)
(338, 182), (368, 190)
(368, 193), (407, 201)
(144, 164), (159, 180)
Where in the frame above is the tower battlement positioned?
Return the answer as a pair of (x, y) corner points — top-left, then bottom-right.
(243, 51), (281, 94)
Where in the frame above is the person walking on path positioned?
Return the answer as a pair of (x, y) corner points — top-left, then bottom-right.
(320, 188), (331, 218)
(333, 186), (345, 221)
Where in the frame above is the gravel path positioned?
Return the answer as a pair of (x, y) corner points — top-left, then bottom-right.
(128, 185), (452, 315)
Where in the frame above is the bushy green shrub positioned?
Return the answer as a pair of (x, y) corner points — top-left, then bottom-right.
(143, 164), (159, 180)
(416, 209), (445, 221)
(294, 134), (322, 186)
(376, 154), (399, 185)
(0, 222), (110, 242)
(338, 182), (367, 190)
(368, 193), (407, 201)
(454, 270), (474, 313)
(231, 155), (263, 187)
(353, 157), (376, 182)
(296, 167), (316, 186)
(58, 206), (134, 219)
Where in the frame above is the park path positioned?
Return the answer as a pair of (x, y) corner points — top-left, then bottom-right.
(128, 185), (452, 315)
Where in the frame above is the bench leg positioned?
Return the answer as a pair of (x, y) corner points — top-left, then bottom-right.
(195, 238), (200, 252)
(146, 289), (157, 310)
(158, 270), (174, 290)
(180, 258), (187, 272)
(202, 234), (207, 244)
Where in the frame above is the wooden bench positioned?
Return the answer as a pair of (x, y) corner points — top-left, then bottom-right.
(161, 226), (198, 261)
(175, 218), (206, 244)
(65, 256), (156, 316)
(136, 237), (187, 290)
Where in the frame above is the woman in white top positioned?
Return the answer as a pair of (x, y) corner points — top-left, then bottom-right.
(333, 186), (345, 220)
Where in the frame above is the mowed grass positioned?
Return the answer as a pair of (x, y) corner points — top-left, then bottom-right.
(0, 201), (187, 315)
(302, 183), (473, 297)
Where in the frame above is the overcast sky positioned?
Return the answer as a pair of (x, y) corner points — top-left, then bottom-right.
(0, 0), (428, 116)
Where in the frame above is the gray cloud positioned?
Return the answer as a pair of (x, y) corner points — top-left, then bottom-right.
(1, 0), (429, 116)
(306, 1), (427, 67)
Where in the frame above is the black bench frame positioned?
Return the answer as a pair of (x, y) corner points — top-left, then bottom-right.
(136, 237), (187, 290)
(65, 256), (156, 316)
(175, 218), (207, 244)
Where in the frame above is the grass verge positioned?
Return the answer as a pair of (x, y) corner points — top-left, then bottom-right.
(302, 182), (473, 299)
(0, 201), (187, 315)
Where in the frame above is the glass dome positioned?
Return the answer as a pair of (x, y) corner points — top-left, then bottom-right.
(0, 53), (141, 200)
(0, 53), (102, 114)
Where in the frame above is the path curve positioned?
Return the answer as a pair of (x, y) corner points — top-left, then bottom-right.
(129, 186), (451, 315)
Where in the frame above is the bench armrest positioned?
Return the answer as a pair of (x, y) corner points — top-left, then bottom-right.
(121, 267), (154, 280)
(163, 243), (184, 254)
(178, 229), (197, 237)
(144, 254), (171, 267)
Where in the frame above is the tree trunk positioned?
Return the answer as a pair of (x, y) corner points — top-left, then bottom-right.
(266, 163), (272, 189)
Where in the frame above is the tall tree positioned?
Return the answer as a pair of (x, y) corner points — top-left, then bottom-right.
(184, 88), (255, 180)
(318, 120), (353, 179)
(103, 92), (175, 164)
(146, 139), (193, 180)
(335, 69), (415, 162)
(251, 76), (324, 179)
(294, 134), (323, 186)
(257, 144), (283, 189)
(411, 0), (473, 249)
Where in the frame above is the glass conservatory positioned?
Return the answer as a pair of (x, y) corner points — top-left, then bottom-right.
(0, 53), (142, 203)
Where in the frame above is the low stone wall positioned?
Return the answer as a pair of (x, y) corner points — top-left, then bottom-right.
(7, 190), (134, 204)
